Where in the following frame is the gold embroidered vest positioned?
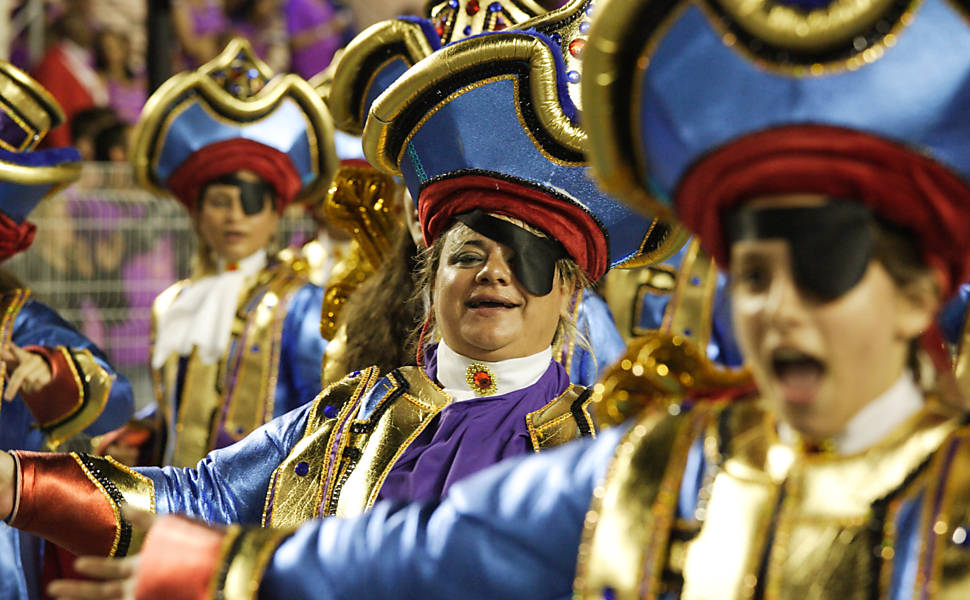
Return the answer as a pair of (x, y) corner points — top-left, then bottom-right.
(151, 257), (312, 467)
(264, 365), (594, 527)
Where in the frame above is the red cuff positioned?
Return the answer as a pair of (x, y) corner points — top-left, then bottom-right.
(20, 346), (82, 427)
(135, 515), (227, 600)
(11, 452), (118, 556)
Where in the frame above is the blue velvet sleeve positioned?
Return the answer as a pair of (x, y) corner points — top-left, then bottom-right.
(141, 401), (314, 525)
(0, 300), (134, 452)
(570, 291), (625, 386)
(260, 425), (628, 600)
(274, 283), (326, 418)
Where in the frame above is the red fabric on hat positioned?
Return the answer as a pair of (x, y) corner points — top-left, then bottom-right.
(418, 175), (608, 281)
(676, 125), (970, 298)
(166, 138), (302, 213)
(0, 211), (35, 262)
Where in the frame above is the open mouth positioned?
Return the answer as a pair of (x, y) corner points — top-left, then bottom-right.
(466, 298), (519, 309)
(770, 348), (826, 405)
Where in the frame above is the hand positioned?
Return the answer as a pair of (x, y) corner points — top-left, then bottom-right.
(0, 344), (52, 401)
(47, 508), (155, 600)
(102, 442), (140, 467)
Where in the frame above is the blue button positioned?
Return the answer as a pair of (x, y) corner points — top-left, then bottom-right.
(295, 462), (310, 476)
(323, 405), (338, 419)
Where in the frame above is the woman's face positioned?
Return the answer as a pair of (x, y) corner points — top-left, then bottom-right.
(729, 195), (934, 441)
(433, 224), (573, 362)
(196, 171), (278, 262)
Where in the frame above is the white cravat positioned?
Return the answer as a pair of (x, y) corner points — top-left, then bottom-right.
(151, 250), (267, 368)
(435, 341), (553, 402)
(778, 372), (923, 455)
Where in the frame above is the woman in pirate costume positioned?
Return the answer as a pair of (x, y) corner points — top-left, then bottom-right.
(0, 3), (675, 593)
(114, 39), (337, 467)
(48, 1), (970, 599)
(0, 61), (133, 600)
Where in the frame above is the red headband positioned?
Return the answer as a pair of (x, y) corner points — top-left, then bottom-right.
(418, 174), (608, 281)
(166, 138), (303, 213)
(0, 211), (35, 262)
(677, 125), (970, 297)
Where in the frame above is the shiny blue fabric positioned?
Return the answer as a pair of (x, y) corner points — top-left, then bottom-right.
(568, 290), (625, 386)
(0, 146), (80, 223)
(399, 68), (656, 269)
(638, 1), (970, 205)
(267, 283), (326, 418)
(143, 403), (314, 524)
(635, 245), (743, 368)
(0, 299), (134, 600)
(260, 425), (627, 600)
(156, 99), (316, 187)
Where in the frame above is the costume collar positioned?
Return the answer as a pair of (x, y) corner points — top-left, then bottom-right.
(151, 249), (267, 368)
(779, 371), (922, 456)
(435, 341), (552, 402)
(215, 248), (267, 275)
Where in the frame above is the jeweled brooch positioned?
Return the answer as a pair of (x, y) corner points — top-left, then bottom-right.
(465, 363), (497, 396)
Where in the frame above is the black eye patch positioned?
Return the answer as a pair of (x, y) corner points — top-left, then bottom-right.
(203, 173), (276, 215)
(454, 210), (567, 296)
(726, 202), (874, 301)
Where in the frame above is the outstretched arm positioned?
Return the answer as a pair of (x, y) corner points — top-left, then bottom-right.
(134, 426), (627, 600)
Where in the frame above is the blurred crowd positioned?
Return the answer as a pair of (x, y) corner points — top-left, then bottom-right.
(6, 0), (428, 162)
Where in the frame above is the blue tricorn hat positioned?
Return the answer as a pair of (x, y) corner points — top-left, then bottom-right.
(332, 0), (684, 281)
(0, 60), (81, 226)
(130, 39), (337, 212)
(326, 0), (551, 135)
(582, 0), (970, 294)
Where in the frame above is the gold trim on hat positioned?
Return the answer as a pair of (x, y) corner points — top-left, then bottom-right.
(328, 20), (440, 135)
(130, 38), (337, 206)
(364, 32), (587, 176)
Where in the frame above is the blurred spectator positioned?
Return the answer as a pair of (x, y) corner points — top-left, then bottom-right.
(93, 121), (130, 163)
(32, 5), (108, 147)
(227, 0), (289, 72)
(285, 0), (352, 78)
(172, 0), (228, 68)
(95, 30), (147, 126)
(69, 107), (120, 161)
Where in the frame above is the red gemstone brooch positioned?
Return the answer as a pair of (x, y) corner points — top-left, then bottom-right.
(465, 363), (497, 396)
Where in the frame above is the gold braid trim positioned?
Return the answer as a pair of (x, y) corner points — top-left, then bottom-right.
(211, 525), (296, 600)
(44, 349), (114, 449)
(69, 453), (156, 557)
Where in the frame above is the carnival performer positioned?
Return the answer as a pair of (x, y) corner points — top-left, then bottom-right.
(0, 61), (134, 600)
(108, 39), (337, 467)
(0, 4), (675, 592)
(32, 1), (970, 598)
(323, 0), (629, 387)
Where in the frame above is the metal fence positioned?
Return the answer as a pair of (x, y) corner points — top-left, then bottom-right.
(5, 163), (316, 408)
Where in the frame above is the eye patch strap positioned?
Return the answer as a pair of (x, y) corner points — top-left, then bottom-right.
(455, 210), (567, 296)
(726, 202), (874, 301)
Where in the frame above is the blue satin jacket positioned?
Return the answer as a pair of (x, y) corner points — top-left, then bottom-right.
(248, 401), (970, 599)
(1, 299), (134, 600)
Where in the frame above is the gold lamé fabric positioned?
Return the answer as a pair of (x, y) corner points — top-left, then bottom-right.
(266, 366), (596, 527)
(152, 257), (313, 467)
(577, 397), (970, 599)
